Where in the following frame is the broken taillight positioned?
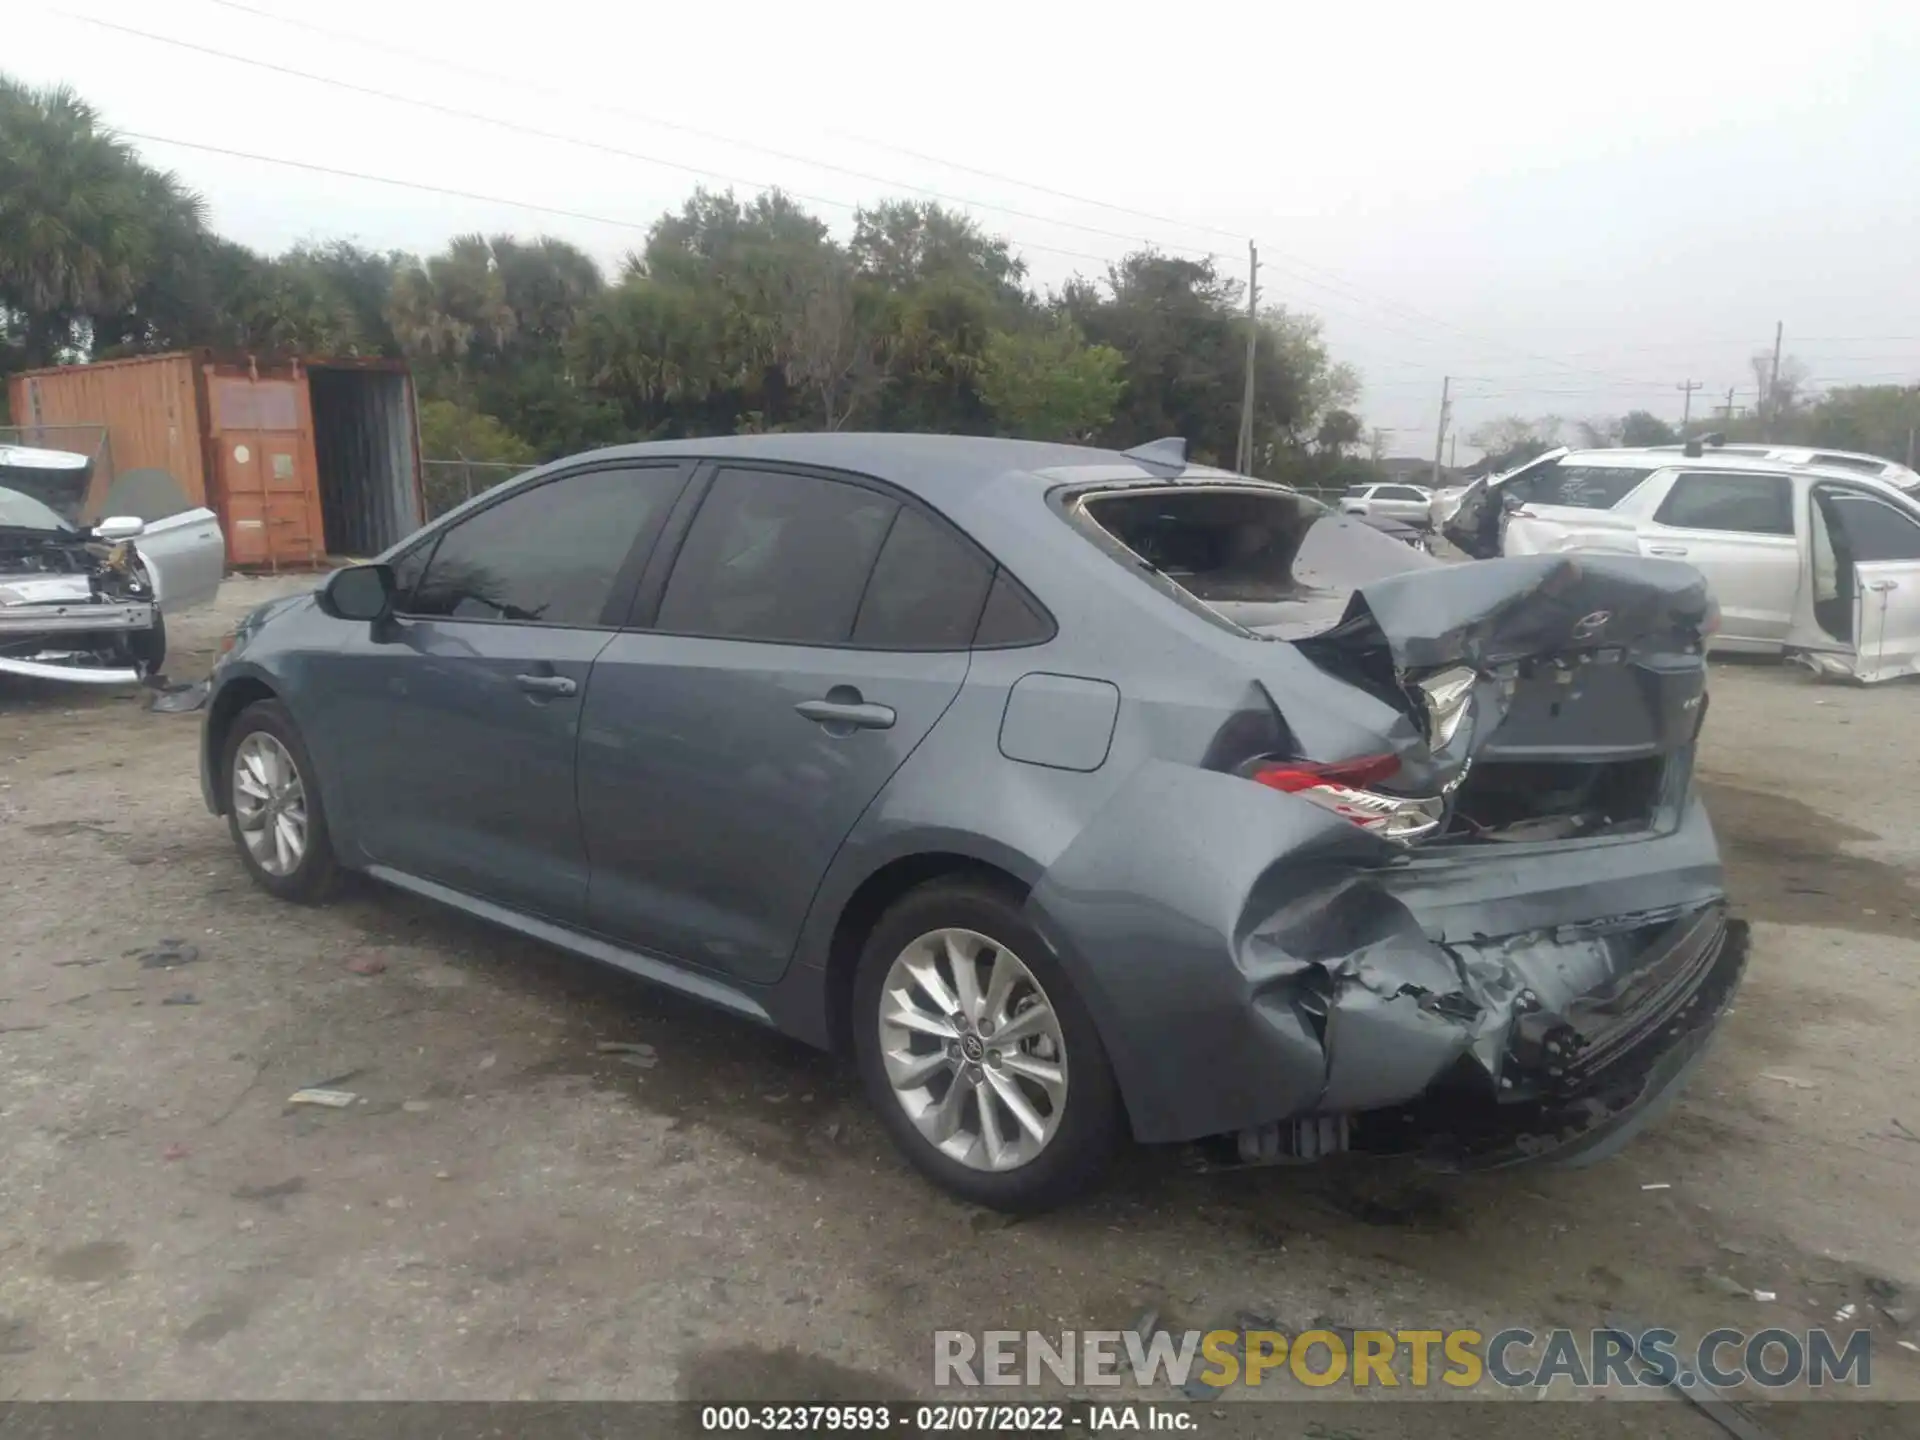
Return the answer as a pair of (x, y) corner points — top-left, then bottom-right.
(1247, 754), (1444, 842)
(1250, 754), (1402, 793)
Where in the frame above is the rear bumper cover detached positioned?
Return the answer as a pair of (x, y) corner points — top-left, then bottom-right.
(1027, 760), (1742, 1160)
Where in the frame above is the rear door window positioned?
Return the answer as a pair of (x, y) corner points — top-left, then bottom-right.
(1378, 485), (1427, 501)
(972, 570), (1054, 646)
(1654, 472), (1793, 535)
(1515, 464), (1654, 509)
(655, 467), (898, 644)
(1826, 492), (1920, 561)
(404, 464), (683, 626)
(851, 505), (995, 650)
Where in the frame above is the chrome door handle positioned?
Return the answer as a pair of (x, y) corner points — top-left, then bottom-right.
(795, 698), (895, 730)
(1866, 579), (1899, 593)
(1647, 545), (1689, 556)
(515, 673), (578, 697)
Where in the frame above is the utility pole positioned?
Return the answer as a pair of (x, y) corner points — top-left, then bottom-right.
(1722, 385), (1736, 422)
(1431, 376), (1452, 489)
(1235, 241), (1260, 475)
(1449, 433), (1457, 470)
(1908, 425), (1915, 469)
(1763, 320), (1784, 438)
(1677, 378), (1703, 432)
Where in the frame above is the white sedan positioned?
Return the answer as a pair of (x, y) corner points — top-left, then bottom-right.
(1339, 482), (1433, 525)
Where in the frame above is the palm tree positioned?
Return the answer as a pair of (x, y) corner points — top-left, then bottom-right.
(0, 76), (205, 366)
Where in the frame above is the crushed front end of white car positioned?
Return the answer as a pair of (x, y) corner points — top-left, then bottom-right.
(0, 446), (222, 687)
(0, 520), (173, 685)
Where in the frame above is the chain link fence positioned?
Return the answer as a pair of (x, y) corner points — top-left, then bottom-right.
(421, 459), (536, 520)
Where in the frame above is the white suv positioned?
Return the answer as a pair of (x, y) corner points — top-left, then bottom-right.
(1648, 440), (1920, 491)
(1443, 446), (1920, 679)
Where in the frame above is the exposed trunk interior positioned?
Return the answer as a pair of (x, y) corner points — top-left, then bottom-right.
(308, 367), (421, 559)
(1434, 756), (1668, 844)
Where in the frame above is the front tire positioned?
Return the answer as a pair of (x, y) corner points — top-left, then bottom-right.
(851, 879), (1123, 1212)
(223, 699), (341, 904)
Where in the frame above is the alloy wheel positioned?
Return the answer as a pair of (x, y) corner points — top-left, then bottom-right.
(232, 731), (308, 877)
(876, 927), (1069, 1172)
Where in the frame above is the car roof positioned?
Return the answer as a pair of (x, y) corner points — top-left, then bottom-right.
(1528, 445), (1911, 485)
(1645, 441), (1920, 481)
(532, 432), (1257, 520)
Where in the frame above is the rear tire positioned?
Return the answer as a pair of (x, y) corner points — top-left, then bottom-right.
(851, 879), (1123, 1212)
(222, 699), (342, 904)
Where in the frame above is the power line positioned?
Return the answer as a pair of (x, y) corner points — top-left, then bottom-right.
(203, 0), (1255, 253)
(116, 132), (667, 234)
(117, 130), (1124, 267)
(66, 11), (1232, 268)
(135, 3), (1675, 382)
(61, 9), (1753, 392)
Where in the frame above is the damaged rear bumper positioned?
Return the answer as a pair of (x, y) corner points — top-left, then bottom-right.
(1350, 904), (1746, 1170)
(1027, 760), (1741, 1161)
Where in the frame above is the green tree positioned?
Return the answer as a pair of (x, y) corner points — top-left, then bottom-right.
(1619, 410), (1678, 447)
(0, 78), (207, 366)
(977, 320), (1123, 441)
(853, 201), (1031, 434)
(1468, 415), (1564, 471)
(1575, 416), (1623, 448)
(5, 74), (1401, 480)
(1805, 384), (1920, 462)
(387, 233), (515, 369)
(416, 397), (537, 465)
(1314, 407), (1364, 454)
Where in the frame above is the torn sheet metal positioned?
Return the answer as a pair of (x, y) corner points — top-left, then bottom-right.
(1028, 649), (1737, 1159)
(147, 678), (212, 713)
(1299, 552), (1711, 675)
(1283, 551), (1711, 818)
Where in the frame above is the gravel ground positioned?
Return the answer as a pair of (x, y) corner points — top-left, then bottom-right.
(1, 577), (1917, 1419)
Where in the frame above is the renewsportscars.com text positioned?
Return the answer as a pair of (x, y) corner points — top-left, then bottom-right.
(933, 1326), (1873, 1391)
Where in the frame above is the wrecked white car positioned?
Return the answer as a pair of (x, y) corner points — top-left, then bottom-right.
(0, 444), (225, 686)
(1444, 445), (1920, 684)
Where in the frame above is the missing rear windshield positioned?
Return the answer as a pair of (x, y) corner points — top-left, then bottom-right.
(1069, 485), (1435, 638)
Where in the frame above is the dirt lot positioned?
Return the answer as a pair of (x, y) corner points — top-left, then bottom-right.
(2, 578), (1917, 1416)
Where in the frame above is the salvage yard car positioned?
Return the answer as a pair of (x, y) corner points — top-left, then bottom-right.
(1339, 480), (1432, 525)
(0, 444), (225, 686)
(198, 434), (1746, 1211)
(1444, 444), (1920, 682)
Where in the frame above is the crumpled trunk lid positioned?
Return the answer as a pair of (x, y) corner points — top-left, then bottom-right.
(1287, 552), (1712, 842)
(1294, 550), (1710, 673)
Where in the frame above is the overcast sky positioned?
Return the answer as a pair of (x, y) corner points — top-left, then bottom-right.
(14, 0), (1920, 459)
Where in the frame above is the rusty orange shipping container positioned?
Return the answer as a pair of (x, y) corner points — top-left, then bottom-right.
(7, 351), (427, 569)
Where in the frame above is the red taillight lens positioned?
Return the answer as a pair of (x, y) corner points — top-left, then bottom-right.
(1250, 753), (1402, 793)
(1246, 752), (1439, 841)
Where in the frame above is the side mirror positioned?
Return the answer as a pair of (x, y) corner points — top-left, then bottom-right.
(93, 515), (147, 542)
(318, 563), (395, 622)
